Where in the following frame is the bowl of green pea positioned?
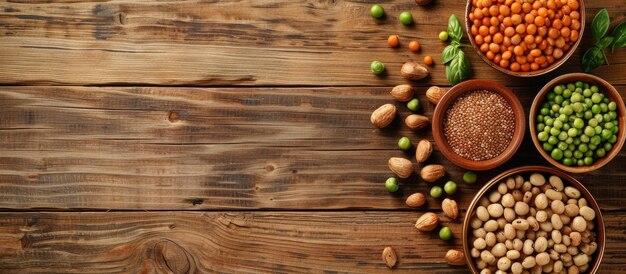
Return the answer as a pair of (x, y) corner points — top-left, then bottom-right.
(530, 73), (625, 173)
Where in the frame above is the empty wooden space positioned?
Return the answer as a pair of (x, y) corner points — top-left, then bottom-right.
(0, 0), (625, 273)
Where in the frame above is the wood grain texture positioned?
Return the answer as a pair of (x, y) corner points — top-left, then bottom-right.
(0, 0), (625, 86)
(0, 211), (624, 273)
(1, 86), (625, 211)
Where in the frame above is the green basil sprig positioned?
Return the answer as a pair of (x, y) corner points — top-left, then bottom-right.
(441, 15), (471, 85)
(581, 9), (626, 72)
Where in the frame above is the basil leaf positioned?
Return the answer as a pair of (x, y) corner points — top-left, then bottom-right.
(611, 22), (626, 52)
(441, 45), (460, 64)
(597, 36), (613, 48)
(581, 46), (605, 73)
(447, 14), (463, 42)
(591, 9), (610, 41)
(446, 50), (471, 85)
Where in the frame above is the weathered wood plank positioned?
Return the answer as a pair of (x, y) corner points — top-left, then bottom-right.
(0, 211), (623, 273)
(1, 86), (625, 211)
(0, 0), (624, 86)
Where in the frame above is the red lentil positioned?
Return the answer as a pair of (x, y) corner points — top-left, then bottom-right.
(443, 90), (515, 161)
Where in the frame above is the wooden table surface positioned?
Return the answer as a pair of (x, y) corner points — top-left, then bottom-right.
(1, 0), (625, 273)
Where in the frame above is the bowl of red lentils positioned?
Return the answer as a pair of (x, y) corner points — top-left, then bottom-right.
(432, 79), (525, 170)
(465, 0), (585, 76)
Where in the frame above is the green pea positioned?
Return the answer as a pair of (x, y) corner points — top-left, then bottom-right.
(562, 105), (573, 115)
(591, 93), (603, 103)
(553, 120), (563, 129)
(563, 123), (570, 131)
(562, 89), (572, 99)
(407, 98), (420, 112)
(567, 128), (578, 137)
(557, 142), (568, 151)
(543, 142), (553, 152)
(537, 123), (546, 132)
(575, 112), (584, 118)
(398, 137), (411, 150)
(603, 113), (611, 122)
(601, 129), (613, 140)
(399, 11), (413, 25)
(562, 100), (570, 106)
(370, 4), (385, 18)
(578, 144), (588, 153)
(594, 114), (603, 123)
(590, 85), (599, 93)
(584, 111), (593, 119)
(608, 101), (617, 111)
(574, 150), (583, 159)
(577, 159), (585, 166)
(558, 131), (568, 141)
(583, 89), (592, 98)
(590, 135), (602, 146)
(609, 111), (617, 120)
(573, 118), (584, 129)
(558, 114), (567, 122)
(563, 158), (574, 166)
(565, 137), (574, 144)
(540, 107), (550, 115)
(591, 104), (601, 114)
(571, 102), (583, 112)
(564, 150), (573, 158)
(439, 31), (449, 41)
(444, 181), (457, 195)
(574, 137), (581, 145)
(537, 115), (544, 123)
(550, 127), (560, 136)
(548, 136), (558, 145)
(371, 60), (385, 75)
(555, 95), (564, 105)
(584, 126), (595, 137)
(551, 104), (560, 113)
(554, 85), (564, 94)
(385, 177), (399, 192)
(584, 98), (593, 107)
(547, 92), (556, 102)
(542, 102), (551, 109)
(612, 125), (619, 134)
(603, 98), (609, 104)
(439, 226), (453, 241)
(571, 93), (582, 103)
(538, 132), (549, 142)
(594, 126), (602, 135)
(430, 186), (443, 198)
(596, 148), (606, 158)
(604, 142), (613, 151)
(551, 148), (564, 160)
(580, 134), (590, 143)
(588, 143), (597, 151)
(543, 125), (551, 133)
(567, 83), (575, 91)
(545, 118), (554, 126)
(575, 81), (584, 88)
(568, 144), (576, 151)
(463, 171), (477, 184)
(588, 118), (598, 127)
(605, 122), (614, 130)
(584, 157), (594, 166)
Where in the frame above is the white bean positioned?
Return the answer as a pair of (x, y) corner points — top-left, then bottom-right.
(549, 175), (564, 191)
(497, 257), (512, 271)
(579, 206), (596, 221)
(529, 173), (546, 186)
(571, 216), (586, 232)
(564, 186), (580, 199)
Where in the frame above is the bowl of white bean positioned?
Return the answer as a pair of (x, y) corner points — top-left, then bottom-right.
(462, 166), (605, 274)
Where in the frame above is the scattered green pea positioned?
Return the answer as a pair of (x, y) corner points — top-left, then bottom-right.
(463, 171), (477, 184)
(385, 177), (399, 193)
(430, 186), (443, 198)
(439, 226), (452, 241)
(443, 181), (457, 195)
(398, 137), (411, 150)
(370, 4), (384, 18)
(371, 60), (385, 75)
(399, 11), (413, 25)
(407, 98), (420, 112)
(438, 31), (449, 41)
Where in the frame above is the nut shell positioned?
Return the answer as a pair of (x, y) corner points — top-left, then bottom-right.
(415, 212), (439, 231)
(388, 157), (414, 179)
(445, 249), (466, 265)
(442, 198), (459, 219)
(415, 140), (433, 163)
(425, 86), (448, 105)
(406, 193), (426, 207)
(401, 62), (429, 80)
(382, 247), (397, 269)
(405, 114), (430, 130)
(390, 84), (414, 102)
(370, 104), (397, 128)
(419, 164), (446, 183)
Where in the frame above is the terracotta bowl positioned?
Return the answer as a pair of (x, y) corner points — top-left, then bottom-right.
(464, 0), (585, 77)
(432, 79), (525, 170)
(529, 73), (626, 173)
(462, 166), (605, 274)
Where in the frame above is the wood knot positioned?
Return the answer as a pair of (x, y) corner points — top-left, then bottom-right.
(265, 164), (275, 172)
(153, 239), (195, 274)
(118, 13), (127, 25)
(167, 111), (180, 122)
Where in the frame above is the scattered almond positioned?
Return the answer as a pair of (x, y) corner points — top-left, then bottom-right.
(382, 247), (397, 269)
(445, 249), (466, 265)
(442, 198), (459, 219)
(370, 104), (397, 128)
(415, 212), (439, 231)
(405, 114), (430, 130)
(425, 86), (448, 105)
(388, 157), (414, 179)
(419, 164), (445, 183)
(390, 84), (414, 102)
(405, 193), (426, 207)
(401, 62), (429, 80)
(415, 140), (433, 163)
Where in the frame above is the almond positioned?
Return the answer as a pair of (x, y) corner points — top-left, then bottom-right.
(425, 86), (448, 105)
(370, 104), (397, 128)
(415, 212), (439, 231)
(390, 84), (414, 102)
(388, 157), (414, 179)
(442, 198), (459, 219)
(445, 249), (466, 265)
(419, 164), (446, 183)
(405, 193), (426, 207)
(382, 247), (397, 269)
(415, 140), (433, 163)
(405, 114), (430, 130)
(401, 62), (429, 80)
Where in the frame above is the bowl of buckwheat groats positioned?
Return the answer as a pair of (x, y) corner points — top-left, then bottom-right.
(462, 166), (605, 274)
(432, 79), (525, 170)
